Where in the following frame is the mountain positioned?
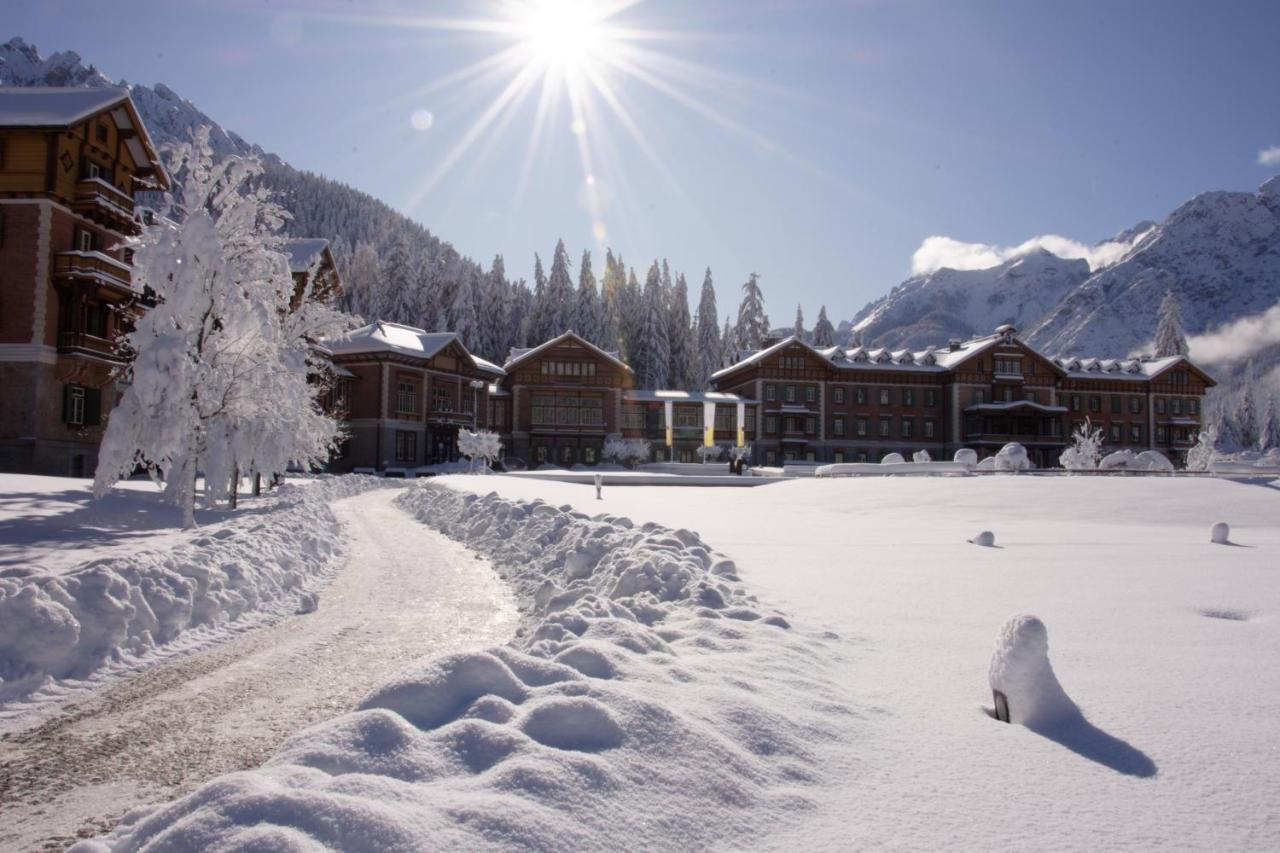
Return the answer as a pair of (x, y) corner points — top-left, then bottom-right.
(0, 36), (501, 351)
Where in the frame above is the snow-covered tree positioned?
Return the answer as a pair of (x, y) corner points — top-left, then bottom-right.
(457, 429), (502, 471)
(636, 261), (671, 389)
(735, 273), (770, 351)
(619, 266), (644, 366)
(1186, 425), (1218, 471)
(475, 255), (508, 362)
(600, 249), (624, 353)
(94, 127), (348, 528)
(1154, 290), (1189, 358)
(812, 305), (835, 347)
(1236, 360), (1258, 449)
(344, 240), (383, 320)
(694, 268), (721, 387)
(381, 232), (420, 325)
(575, 249), (604, 345)
(1060, 417), (1104, 470)
(667, 273), (696, 390)
(449, 266), (479, 351)
(544, 239), (575, 336)
(793, 304), (805, 341)
(1260, 394), (1280, 452)
(1207, 392), (1244, 454)
(721, 314), (739, 368)
(601, 436), (651, 468)
(528, 253), (551, 344)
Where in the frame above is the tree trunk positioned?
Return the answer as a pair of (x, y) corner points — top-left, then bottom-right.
(230, 466), (239, 509)
(253, 473), (262, 496)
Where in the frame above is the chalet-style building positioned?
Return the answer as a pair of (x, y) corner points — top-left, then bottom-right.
(285, 238), (342, 306)
(0, 87), (168, 476)
(710, 324), (1215, 467)
(323, 322), (504, 471)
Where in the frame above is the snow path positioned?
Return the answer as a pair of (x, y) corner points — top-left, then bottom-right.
(0, 489), (518, 851)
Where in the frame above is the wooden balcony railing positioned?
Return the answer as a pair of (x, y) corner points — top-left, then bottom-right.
(54, 251), (134, 291)
(72, 178), (138, 231)
(59, 330), (120, 360)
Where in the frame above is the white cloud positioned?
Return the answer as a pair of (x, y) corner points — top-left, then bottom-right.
(1187, 302), (1280, 365)
(1259, 145), (1280, 168)
(909, 229), (1151, 276)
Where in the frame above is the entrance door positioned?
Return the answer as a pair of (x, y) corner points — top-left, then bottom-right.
(431, 432), (454, 463)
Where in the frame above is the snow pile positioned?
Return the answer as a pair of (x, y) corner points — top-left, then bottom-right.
(994, 443), (1031, 472)
(1099, 450), (1138, 471)
(988, 615), (1076, 727)
(77, 483), (850, 851)
(815, 461), (971, 477)
(954, 448), (978, 467)
(0, 476), (388, 704)
(1211, 522), (1231, 544)
(881, 452), (906, 465)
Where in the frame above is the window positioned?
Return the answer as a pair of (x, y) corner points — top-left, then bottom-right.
(75, 228), (96, 252)
(540, 360), (597, 378)
(855, 387), (867, 405)
(1089, 396), (1102, 413)
(833, 387), (846, 404)
(1110, 397), (1122, 414)
(583, 446), (597, 464)
(622, 407), (645, 430)
(780, 355), (806, 370)
(64, 385), (85, 425)
(805, 451), (817, 462)
(805, 386), (816, 403)
(856, 417), (868, 437)
(994, 358), (1022, 375)
(745, 410), (756, 431)
(1001, 386), (1013, 403)
(532, 394), (555, 425)
(805, 416), (816, 434)
(833, 450), (845, 464)
(924, 419), (936, 439)
(766, 384), (777, 402)
(972, 389), (986, 405)
(1130, 424), (1142, 443)
(1109, 424), (1121, 442)
(95, 122), (108, 144)
(1071, 395), (1081, 412)
(556, 395), (579, 425)
(432, 387), (453, 412)
(579, 396), (603, 426)
(903, 389), (915, 406)
(84, 303), (106, 338)
(715, 408), (736, 431)
(83, 160), (102, 180)
(1189, 398), (1199, 415)
(1156, 426), (1168, 443)
(879, 417), (891, 437)
(491, 400), (506, 426)
(901, 418), (913, 438)
(394, 430), (417, 462)
(925, 390), (937, 407)
(1170, 371), (1189, 386)
(784, 385), (796, 403)
(1024, 389), (1036, 403)
(675, 407), (702, 428)
(833, 416), (846, 437)
(1155, 398), (1166, 415)
(765, 416), (778, 434)
(878, 389), (890, 406)
(396, 382), (417, 414)
(1130, 397), (1142, 414)
(1172, 398), (1182, 416)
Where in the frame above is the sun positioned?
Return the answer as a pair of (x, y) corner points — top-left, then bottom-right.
(515, 0), (608, 71)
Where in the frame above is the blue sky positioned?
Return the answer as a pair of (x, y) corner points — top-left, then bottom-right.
(11, 0), (1280, 323)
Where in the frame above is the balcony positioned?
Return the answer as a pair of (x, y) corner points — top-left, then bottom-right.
(59, 330), (121, 361)
(54, 251), (135, 294)
(72, 178), (137, 232)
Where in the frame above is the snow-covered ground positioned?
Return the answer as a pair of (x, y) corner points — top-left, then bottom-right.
(20, 472), (1280, 850)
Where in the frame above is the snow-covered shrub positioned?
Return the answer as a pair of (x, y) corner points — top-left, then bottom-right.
(989, 614), (1076, 727)
(881, 452), (905, 465)
(994, 443), (1029, 472)
(1186, 426), (1217, 471)
(976, 456), (997, 471)
(601, 437), (651, 468)
(954, 448), (978, 468)
(1060, 417), (1104, 471)
(912, 449), (932, 463)
(729, 444), (754, 463)
(457, 430), (502, 470)
(696, 444), (726, 461)
(1133, 450), (1174, 472)
(1099, 449), (1138, 471)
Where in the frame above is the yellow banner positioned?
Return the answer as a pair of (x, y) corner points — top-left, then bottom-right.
(737, 428), (745, 447)
(704, 426), (714, 447)
(666, 426), (673, 447)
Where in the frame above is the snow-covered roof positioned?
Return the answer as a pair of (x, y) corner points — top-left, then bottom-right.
(1050, 354), (1188, 381)
(284, 238), (330, 273)
(503, 331), (633, 375)
(0, 86), (130, 126)
(324, 322), (504, 375)
(965, 401), (1068, 414)
(623, 390), (757, 404)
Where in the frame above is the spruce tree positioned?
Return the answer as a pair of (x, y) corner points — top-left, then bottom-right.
(475, 255), (507, 361)
(600, 249), (624, 353)
(721, 315), (739, 368)
(529, 253), (550, 344)
(620, 266), (644, 366)
(1259, 394), (1280, 452)
(638, 261), (671, 388)
(735, 273), (770, 351)
(793, 304), (805, 341)
(575, 249), (604, 345)
(812, 305), (835, 347)
(1154, 290), (1190, 357)
(695, 268), (721, 387)
(448, 266), (479, 351)
(667, 272), (696, 390)
(416, 251), (443, 333)
(546, 239), (576, 336)
(1237, 360), (1259, 449)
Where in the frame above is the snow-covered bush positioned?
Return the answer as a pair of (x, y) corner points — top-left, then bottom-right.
(954, 448), (978, 468)
(881, 452), (905, 465)
(696, 444), (726, 461)
(601, 437), (651, 468)
(457, 430), (502, 470)
(994, 443), (1030, 472)
(1186, 426), (1218, 471)
(912, 449), (932, 463)
(729, 443), (754, 463)
(1099, 449), (1137, 471)
(93, 127), (350, 528)
(976, 456), (997, 471)
(1133, 450), (1174, 472)
(1060, 417), (1104, 471)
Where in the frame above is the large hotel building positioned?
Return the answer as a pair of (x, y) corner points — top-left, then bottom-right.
(0, 90), (1214, 476)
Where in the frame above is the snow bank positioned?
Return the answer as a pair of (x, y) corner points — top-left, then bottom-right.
(815, 461), (971, 477)
(77, 483), (850, 851)
(0, 476), (388, 704)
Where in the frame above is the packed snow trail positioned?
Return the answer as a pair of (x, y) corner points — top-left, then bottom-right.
(0, 489), (518, 851)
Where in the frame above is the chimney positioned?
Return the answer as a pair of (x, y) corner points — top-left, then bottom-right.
(948, 339), (962, 352)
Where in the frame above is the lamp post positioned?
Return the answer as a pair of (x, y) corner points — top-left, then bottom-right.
(469, 379), (486, 431)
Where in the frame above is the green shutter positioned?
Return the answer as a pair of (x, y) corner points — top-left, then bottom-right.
(63, 385), (75, 423)
(84, 388), (102, 426)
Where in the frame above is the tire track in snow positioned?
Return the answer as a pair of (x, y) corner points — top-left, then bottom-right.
(0, 489), (518, 851)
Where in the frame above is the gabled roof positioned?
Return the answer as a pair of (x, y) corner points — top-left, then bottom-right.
(324, 321), (504, 375)
(710, 334), (832, 380)
(1051, 353), (1215, 386)
(504, 330), (633, 374)
(284, 238), (331, 273)
(0, 87), (168, 189)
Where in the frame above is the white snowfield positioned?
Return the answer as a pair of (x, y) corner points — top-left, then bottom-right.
(0, 475), (388, 708)
(75, 483), (850, 852)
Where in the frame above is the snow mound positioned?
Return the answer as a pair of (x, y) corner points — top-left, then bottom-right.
(971, 531), (996, 547)
(1100, 450), (1138, 471)
(1211, 522), (1230, 544)
(988, 615), (1076, 727)
(994, 443), (1030, 472)
(78, 483), (851, 851)
(0, 476), (388, 705)
(1133, 450), (1174, 473)
(954, 448), (978, 468)
(881, 452), (906, 465)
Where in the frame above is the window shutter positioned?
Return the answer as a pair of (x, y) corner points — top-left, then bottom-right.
(63, 385), (75, 423)
(84, 388), (102, 426)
